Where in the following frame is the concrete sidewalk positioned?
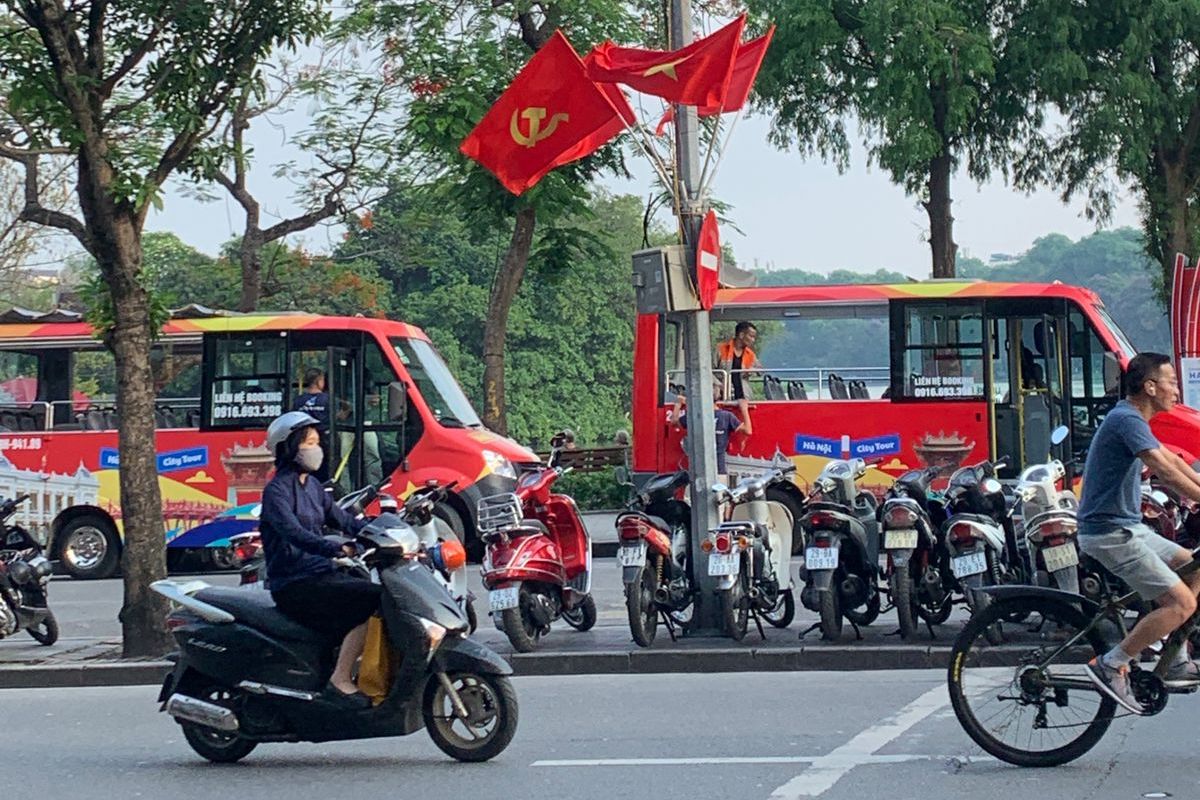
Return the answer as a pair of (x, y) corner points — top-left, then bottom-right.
(0, 616), (974, 689)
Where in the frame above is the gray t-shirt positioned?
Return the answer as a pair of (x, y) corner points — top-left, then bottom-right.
(679, 409), (742, 474)
(1078, 399), (1160, 534)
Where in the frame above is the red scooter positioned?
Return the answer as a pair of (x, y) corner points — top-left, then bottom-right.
(478, 430), (596, 652)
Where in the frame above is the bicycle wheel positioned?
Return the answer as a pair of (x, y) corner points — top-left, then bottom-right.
(947, 596), (1117, 767)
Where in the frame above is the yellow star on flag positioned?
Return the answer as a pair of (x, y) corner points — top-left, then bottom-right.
(642, 55), (690, 80)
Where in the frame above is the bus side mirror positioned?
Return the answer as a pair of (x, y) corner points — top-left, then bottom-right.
(387, 382), (408, 422)
(1103, 353), (1121, 396)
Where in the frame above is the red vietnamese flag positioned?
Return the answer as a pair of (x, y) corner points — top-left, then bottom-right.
(586, 15), (744, 107)
(696, 210), (720, 309)
(459, 31), (635, 196)
(654, 27), (775, 135)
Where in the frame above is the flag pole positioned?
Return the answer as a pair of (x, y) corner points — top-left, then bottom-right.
(698, 106), (744, 198)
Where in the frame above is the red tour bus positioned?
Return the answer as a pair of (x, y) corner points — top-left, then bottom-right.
(632, 279), (1200, 504)
(0, 307), (537, 578)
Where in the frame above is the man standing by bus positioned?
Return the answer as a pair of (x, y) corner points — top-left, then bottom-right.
(715, 321), (758, 434)
(1078, 352), (1200, 713)
(293, 368), (330, 481)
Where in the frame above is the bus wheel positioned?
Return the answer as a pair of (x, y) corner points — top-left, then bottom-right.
(58, 515), (120, 580)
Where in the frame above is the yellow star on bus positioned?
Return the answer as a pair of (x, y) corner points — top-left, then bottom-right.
(642, 55), (690, 81)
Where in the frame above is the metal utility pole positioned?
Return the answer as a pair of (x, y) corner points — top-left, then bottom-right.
(670, 0), (722, 635)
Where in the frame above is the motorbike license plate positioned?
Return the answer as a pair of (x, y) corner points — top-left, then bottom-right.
(805, 546), (839, 571)
(1042, 542), (1079, 573)
(951, 551), (989, 578)
(707, 552), (740, 576)
(618, 543), (647, 568)
(884, 529), (919, 550)
(488, 587), (519, 612)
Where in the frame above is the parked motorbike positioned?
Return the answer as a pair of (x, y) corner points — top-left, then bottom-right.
(479, 430), (595, 652)
(941, 456), (1021, 643)
(1016, 445), (1081, 594)
(877, 466), (950, 639)
(617, 470), (693, 647)
(706, 466), (799, 640)
(799, 458), (881, 641)
(0, 495), (56, 645)
(151, 511), (517, 764)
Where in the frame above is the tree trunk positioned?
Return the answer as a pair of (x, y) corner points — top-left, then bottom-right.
(104, 216), (172, 658)
(481, 206), (536, 435)
(237, 231), (265, 312)
(925, 151), (957, 279)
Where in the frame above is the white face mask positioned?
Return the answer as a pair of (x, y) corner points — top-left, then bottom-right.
(294, 446), (324, 474)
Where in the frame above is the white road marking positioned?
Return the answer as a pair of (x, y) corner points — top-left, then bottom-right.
(769, 683), (950, 799)
(532, 754), (992, 768)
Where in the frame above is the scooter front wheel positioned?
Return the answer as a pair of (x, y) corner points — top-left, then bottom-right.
(626, 565), (658, 647)
(562, 594), (597, 632)
(424, 672), (519, 762)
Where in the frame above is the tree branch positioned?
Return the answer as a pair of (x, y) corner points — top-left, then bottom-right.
(0, 142), (92, 253)
(98, 21), (164, 98)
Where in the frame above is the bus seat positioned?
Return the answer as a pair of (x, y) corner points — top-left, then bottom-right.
(186, 409), (201, 428)
(17, 413), (36, 431)
(828, 374), (849, 400)
(52, 422), (83, 431)
(153, 409), (167, 428)
(762, 375), (785, 400)
(105, 409), (121, 430)
(85, 409), (105, 430)
(850, 380), (870, 399)
(0, 412), (17, 431)
(787, 380), (808, 401)
(158, 406), (177, 429)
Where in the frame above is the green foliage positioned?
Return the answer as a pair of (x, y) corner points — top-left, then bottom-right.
(748, 0), (1032, 190)
(555, 466), (629, 511)
(1005, 1), (1200, 298)
(338, 184), (654, 447)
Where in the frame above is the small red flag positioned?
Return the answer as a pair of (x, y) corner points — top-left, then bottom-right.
(652, 27), (774, 135)
(697, 209), (720, 310)
(460, 31), (634, 195)
(586, 15), (744, 107)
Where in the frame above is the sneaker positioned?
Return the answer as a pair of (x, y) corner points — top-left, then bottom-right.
(1164, 659), (1200, 687)
(1086, 657), (1144, 714)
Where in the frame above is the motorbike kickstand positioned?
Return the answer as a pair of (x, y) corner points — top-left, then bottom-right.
(752, 612), (766, 641)
(662, 610), (678, 642)
(798, 621), (821, 640)
(848, 617), (863, 641)
(924, 618), (937, 639)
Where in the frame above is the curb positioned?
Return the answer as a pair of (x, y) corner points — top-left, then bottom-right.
(0, 645), (970, 689)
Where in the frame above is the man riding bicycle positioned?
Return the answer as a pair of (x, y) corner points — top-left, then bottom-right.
(1079, 352), (1200, 713)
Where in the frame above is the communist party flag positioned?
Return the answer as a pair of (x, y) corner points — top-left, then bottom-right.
(586, 15), (744, 107)
(655, 27), (775, 135)
(459, 30), (635, 196)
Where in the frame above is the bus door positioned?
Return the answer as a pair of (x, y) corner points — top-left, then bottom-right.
(325, 346), (362, 492)
(990, 313), (1067, 474)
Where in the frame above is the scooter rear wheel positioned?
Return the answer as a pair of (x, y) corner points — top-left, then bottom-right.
(763, 588), (795, 629)
(626, 565), (658, 647)
(719, 568), (750, 641)
(179, 684), (257, 764)
(500, 587), (542, 652)
(424, 672), (519, 762)
(26, 610), (58, 646)
(562, 594), (597, 632)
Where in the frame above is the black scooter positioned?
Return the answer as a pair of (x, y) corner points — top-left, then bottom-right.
(152, 509), (518, 764)
(0, 494), (56, 645)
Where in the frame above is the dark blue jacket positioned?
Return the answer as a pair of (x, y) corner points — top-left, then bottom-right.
(260, 465), (366, 591)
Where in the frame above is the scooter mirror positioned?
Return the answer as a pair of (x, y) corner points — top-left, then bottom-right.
(710, 482), (729, 497)
(613, 466), (631, 486)
(1050, 425), (1069, 446)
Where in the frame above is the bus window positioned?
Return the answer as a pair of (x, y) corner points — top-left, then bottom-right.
(1068, 308), (1119, 455)
(151, 343), (201, 428)
(661, 318), (682, 402)
(896, 303), (985, 399)
(204, 334), (287, 429)
(390, 338), (481, 428)
(0, 350), (49, 430)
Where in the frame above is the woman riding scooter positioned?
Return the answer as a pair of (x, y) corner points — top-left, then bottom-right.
(260, 410), (380, 707)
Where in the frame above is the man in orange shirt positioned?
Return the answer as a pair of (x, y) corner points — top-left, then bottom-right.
(715, 321), (758, 434)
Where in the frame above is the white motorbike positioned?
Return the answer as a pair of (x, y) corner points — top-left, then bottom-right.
(1016, 427), (1079, 595)
(705, 465), (798, 639)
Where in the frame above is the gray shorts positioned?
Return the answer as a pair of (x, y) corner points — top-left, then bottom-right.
(1079, 523), (1187, 602)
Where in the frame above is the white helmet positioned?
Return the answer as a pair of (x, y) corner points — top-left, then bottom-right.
(266, 411), (320, 453)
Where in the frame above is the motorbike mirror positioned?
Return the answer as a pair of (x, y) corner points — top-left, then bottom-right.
(1050, 425), (1069, 446)
(982, 477), (1003, 495)
(387, 381), (408, 422)
(710, 482), (729, 497)
(613, 465), (632, 486)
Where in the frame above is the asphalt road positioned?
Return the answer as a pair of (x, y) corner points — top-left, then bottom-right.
(2, 670), (1193, 800)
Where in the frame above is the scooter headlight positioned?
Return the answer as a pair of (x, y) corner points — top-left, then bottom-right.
(419, 617), (448, 659)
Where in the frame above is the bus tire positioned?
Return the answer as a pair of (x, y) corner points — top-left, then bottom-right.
(57, 514), (120, 580)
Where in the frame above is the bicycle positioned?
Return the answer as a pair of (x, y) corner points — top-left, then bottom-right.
(947, 552), (1200, 767)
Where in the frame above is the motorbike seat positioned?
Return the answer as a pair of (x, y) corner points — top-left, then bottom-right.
(947, 512), (999, 528)
(508, 519), (550, 537)
(195, 587), (328, 643)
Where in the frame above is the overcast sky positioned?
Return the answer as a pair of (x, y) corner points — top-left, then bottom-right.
(144, 108), (1142, 280)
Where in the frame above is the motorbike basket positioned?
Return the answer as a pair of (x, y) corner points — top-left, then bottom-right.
(476, 492), (523, 534)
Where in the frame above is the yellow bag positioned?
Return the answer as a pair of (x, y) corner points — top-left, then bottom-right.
(358, 615), (394, 705)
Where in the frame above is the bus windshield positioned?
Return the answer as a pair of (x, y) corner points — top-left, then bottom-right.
(390, 338), (482, 428)
(1093, 304), (1137, 359)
